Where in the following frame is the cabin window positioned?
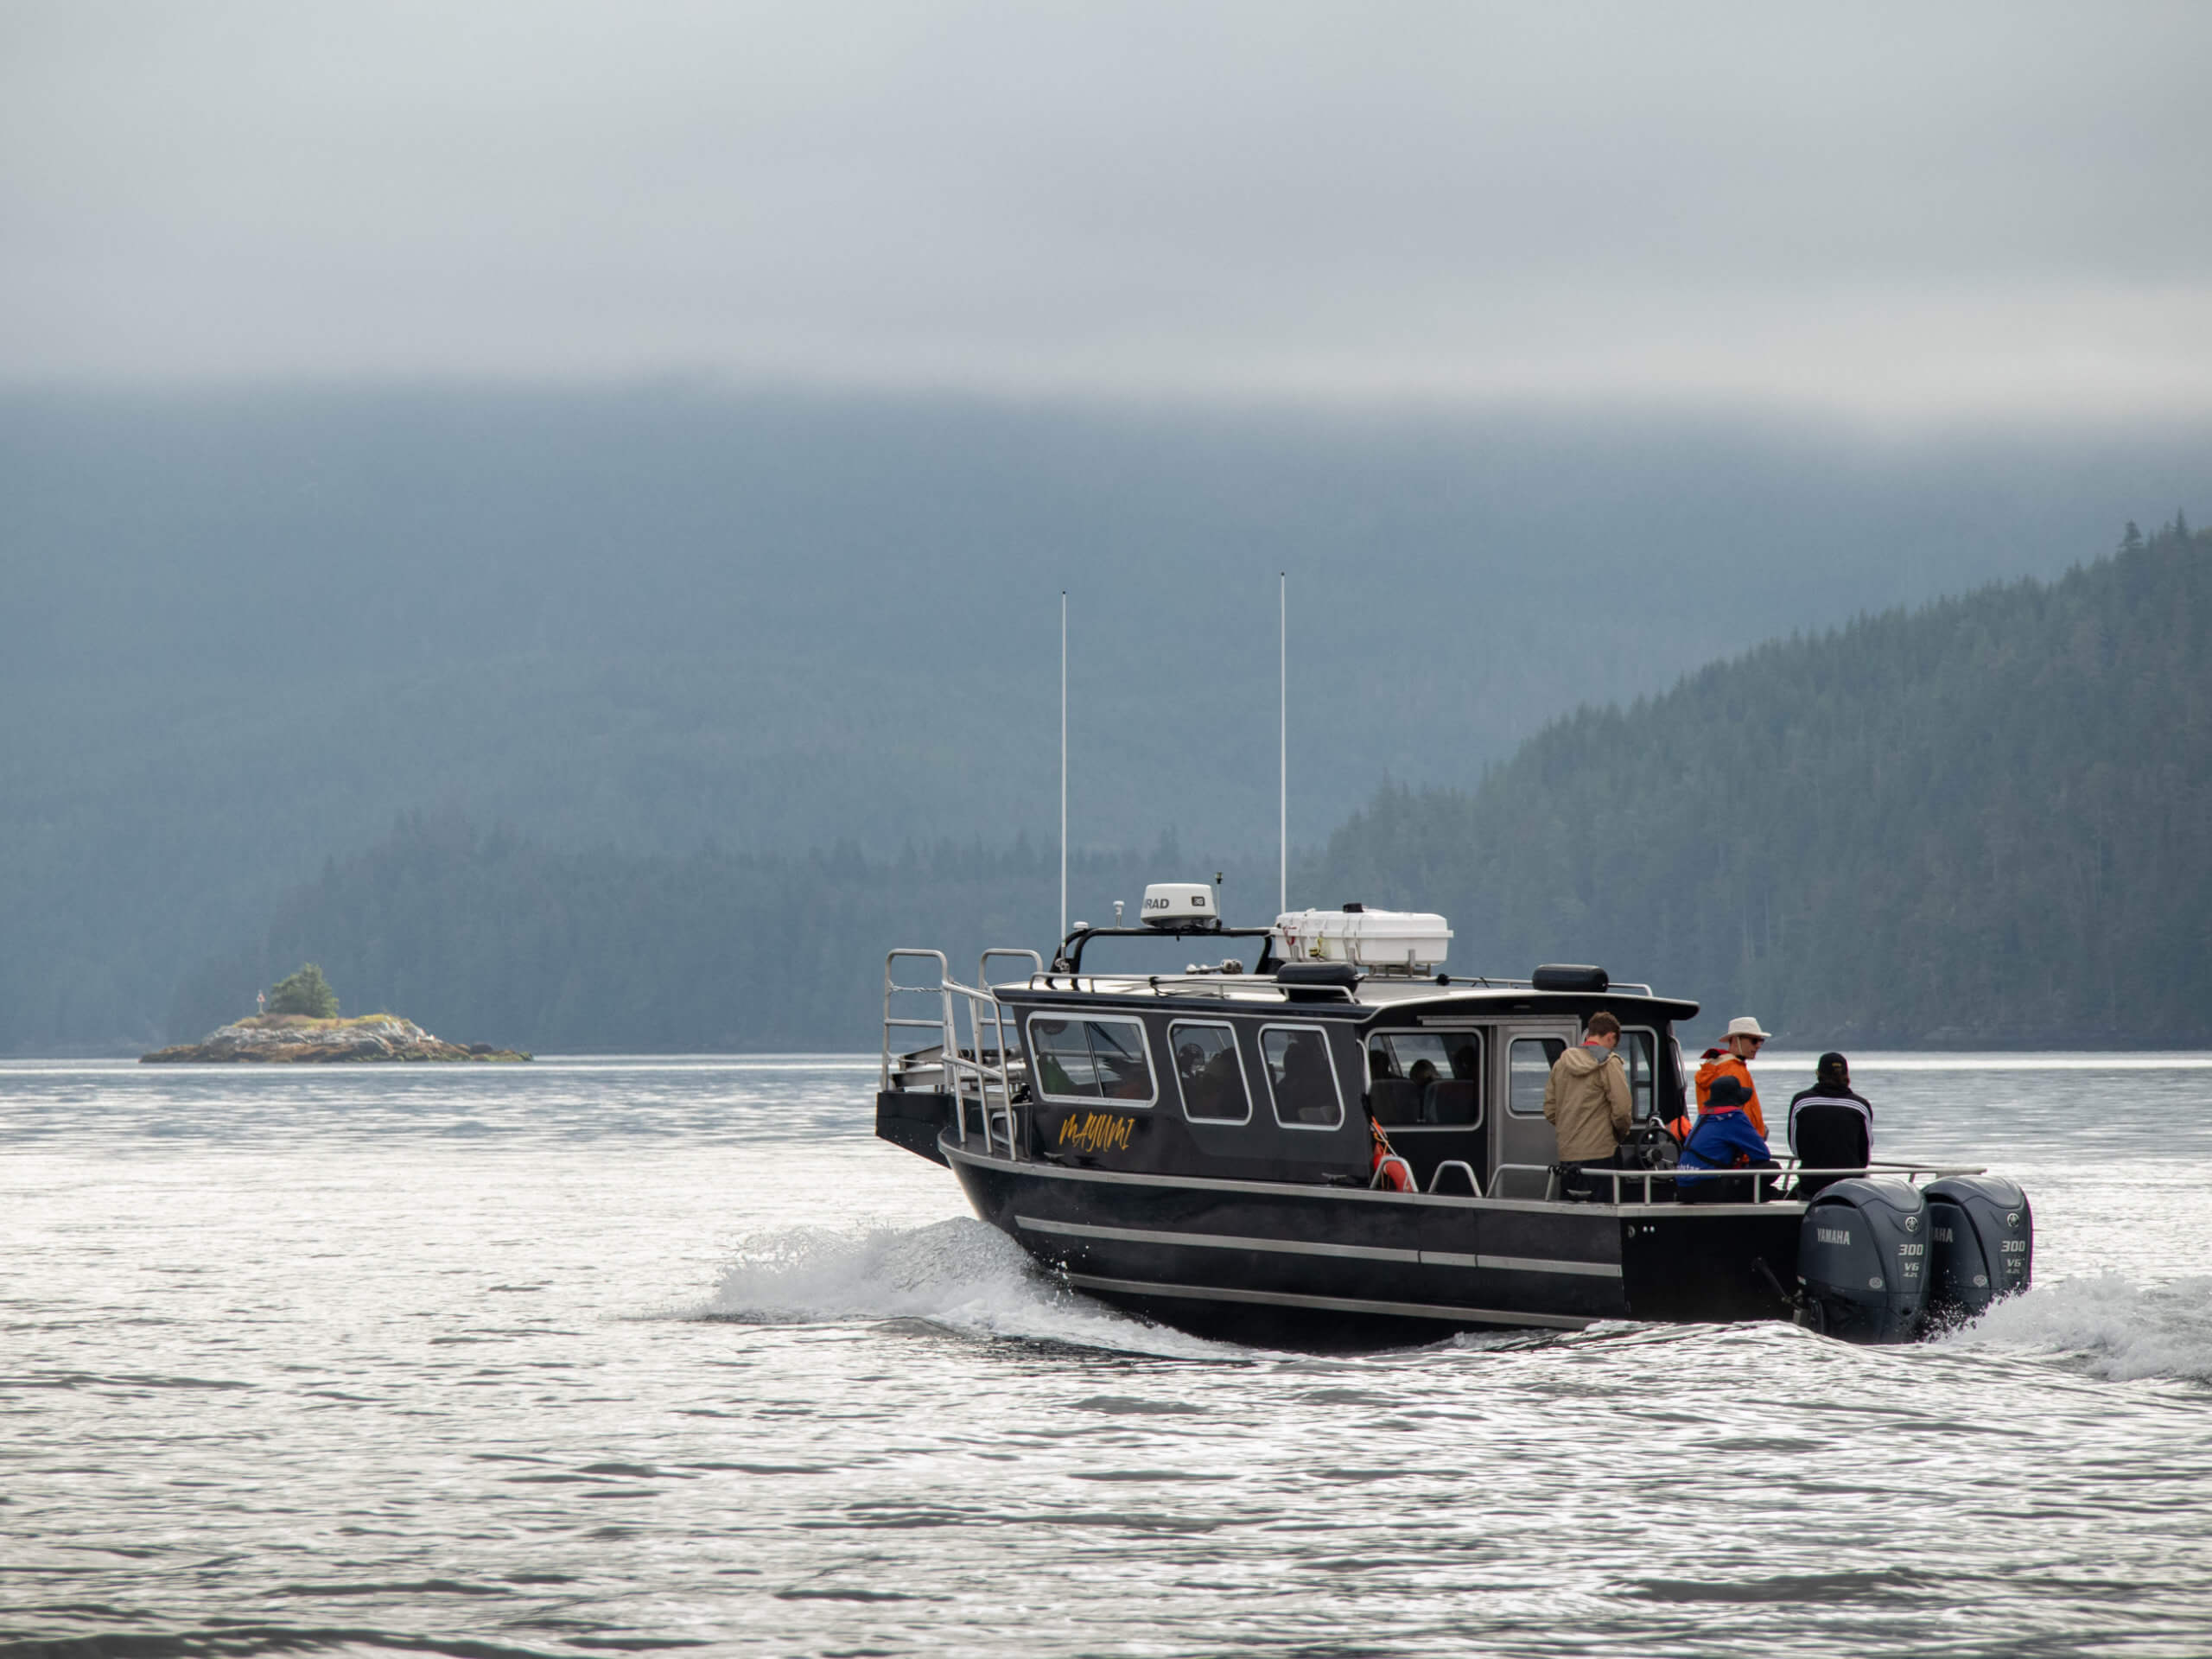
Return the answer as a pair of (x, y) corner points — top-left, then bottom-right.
(1508, 1037), (1567, 1116)
(1169, 1021), (1251, 1123)
(1260, 1024), (1344, 1130)
(1364, 1032), (1483, 1128)
(1027, 1015), (1156, 1105)
(1611, 1027), (1661, 1122)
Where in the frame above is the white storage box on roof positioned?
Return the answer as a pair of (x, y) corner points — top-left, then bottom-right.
(1274, 906), (1451, 971)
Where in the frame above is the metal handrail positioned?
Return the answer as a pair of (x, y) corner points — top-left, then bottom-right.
(943, 975), (1024, 1160)
(1424, 976), (1655, 995)
(884, 949), (1028, 1162)
(1370, 1154), (1415, 1191)
(1484, 1159), (1988, 1205)
(882, 950), (950, 1094)
(1030, 971), (1272, 999)
(981, 948), (1045, 988)
(1427, 1160), (1480, 1195)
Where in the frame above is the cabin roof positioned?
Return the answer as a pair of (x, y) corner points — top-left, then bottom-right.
(995, 974), (1699, 1023)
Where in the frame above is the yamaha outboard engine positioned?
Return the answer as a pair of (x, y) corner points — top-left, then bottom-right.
(1796, 1177), (1930, 1343)
(1923, 1176), (2033, 1325)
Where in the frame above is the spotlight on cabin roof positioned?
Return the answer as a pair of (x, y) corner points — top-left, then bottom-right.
(1140, 883), (1219, 928)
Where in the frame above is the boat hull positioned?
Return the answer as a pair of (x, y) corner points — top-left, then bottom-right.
(944, 1136), (1804, 1349)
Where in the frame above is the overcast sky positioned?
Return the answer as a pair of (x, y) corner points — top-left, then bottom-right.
(4, 1), (2209, 416)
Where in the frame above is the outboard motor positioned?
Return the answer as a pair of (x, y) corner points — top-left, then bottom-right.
(1796, 1177), (1930, 1343)
(1923, 1176), (2033, 1325)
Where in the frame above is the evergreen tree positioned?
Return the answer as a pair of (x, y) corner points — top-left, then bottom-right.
(267, 963), (339, 1019)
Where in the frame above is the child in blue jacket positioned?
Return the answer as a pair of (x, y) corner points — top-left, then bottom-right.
(1675, 1076), (1779, 1204)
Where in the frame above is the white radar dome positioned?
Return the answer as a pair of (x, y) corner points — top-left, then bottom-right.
(1141, 883), (1218, 927)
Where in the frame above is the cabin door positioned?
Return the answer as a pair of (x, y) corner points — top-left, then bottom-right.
(1493, 1020), (1582, 1198)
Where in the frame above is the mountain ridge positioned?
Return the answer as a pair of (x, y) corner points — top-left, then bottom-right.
(7, 387), (2209, 1051)
(162, 520), (2212, 1052)
(1311, 518), (2212, 1046)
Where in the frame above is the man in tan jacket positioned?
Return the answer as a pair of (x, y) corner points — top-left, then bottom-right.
(1544, 1011), (1632, 1201)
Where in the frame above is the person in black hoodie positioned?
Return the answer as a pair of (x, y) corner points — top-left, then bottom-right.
(1787, 1052), (1873, 1198)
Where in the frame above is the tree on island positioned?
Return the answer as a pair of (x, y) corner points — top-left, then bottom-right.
(267, 963), (339, 1018)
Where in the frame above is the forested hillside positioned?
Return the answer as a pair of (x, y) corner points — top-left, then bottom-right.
(10, 387), (2211, 1052)
(1311, 520), (2212, 1047)
(170, 522), (2208, 1052)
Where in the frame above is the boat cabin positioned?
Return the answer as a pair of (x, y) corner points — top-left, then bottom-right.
(881, 896), (1696, 1200)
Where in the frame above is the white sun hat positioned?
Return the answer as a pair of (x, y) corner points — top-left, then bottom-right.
(1725, 1015), (1772, 1041)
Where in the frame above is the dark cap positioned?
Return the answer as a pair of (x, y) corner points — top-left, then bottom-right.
(1816, 1052), (1850, 1087)
(1705, 1076), (1750, 1110)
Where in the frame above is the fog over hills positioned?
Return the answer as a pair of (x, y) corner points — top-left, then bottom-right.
(4, 388), (2208, 1051)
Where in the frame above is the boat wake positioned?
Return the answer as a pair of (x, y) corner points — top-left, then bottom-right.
(1938, 1272), (2212, 1383)
(697, 1231), (2212, 1381)
(698, 1216), (1254, 1359)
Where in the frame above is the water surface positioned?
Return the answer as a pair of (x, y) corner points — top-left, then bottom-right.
(3, 1054), (2209, 1656)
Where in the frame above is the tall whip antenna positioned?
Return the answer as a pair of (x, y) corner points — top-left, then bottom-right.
(1279, 570), (1287, 918)
(1060, 589), (1068, 946)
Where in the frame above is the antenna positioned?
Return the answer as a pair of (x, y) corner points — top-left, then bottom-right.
(1060, 589), (1068, 946)
(1279, 571), (1287, 918)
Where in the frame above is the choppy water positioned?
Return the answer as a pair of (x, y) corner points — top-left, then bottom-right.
(3, 1053), (2210, 1658)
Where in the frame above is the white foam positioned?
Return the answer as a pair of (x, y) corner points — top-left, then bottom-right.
(1939, 1273), (2212, 1383)
(702, 1216), (1253, 1359)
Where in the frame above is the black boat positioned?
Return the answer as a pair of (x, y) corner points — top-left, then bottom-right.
(874, 889), (2031, 1347)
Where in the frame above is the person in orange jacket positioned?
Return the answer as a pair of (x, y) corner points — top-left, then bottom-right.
(1694, 1015), (1770, 1140)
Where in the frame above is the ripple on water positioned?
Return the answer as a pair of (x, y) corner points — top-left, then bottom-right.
(3, 1057), (2211, 1658)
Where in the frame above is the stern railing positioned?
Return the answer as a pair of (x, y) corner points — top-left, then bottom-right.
(882, 949), (1035, 1160)
(882, 949), (951, 1095)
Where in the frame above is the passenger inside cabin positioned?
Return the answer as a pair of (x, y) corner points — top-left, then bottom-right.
(1407, 1058), (1440, 1124)
(1271, 1030), (1338, 1124)
(1175, 1032), (1247, 1121)
(1787, 1051), (1873, 1198)
(1363, 1033), (1483, 1131)
(1035, 1035), (1077, 1098)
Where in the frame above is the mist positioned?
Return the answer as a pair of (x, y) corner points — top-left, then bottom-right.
(5, 3), (2210, 415)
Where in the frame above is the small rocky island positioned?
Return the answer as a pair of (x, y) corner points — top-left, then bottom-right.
(140, 963), (530, 1064)
(143, 1014), (531, 1064)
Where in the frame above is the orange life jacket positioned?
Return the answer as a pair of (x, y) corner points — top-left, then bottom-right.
(1694, 1052), (1767, 1139)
